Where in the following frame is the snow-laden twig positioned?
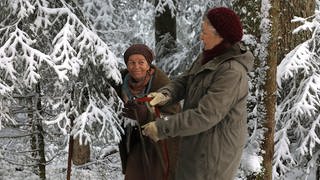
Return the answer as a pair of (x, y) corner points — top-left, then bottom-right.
(292, 10), (320, 33)
(155, 0), (176, 17)
(277, 41), (316, 85)
(297, 115), (320, 156)
(0, 27), (53, 87)
(273, 128), (296, 178)
(71, 89), (122, 145)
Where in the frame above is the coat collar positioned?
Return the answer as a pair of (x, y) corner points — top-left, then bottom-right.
(188, 43), (248, 76)
(119, 65), (170, 92)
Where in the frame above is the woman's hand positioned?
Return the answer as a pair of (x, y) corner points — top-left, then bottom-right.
(142, 121), (160, 142)
(122, 100), (148, 125)
(148, 92), (170, 106)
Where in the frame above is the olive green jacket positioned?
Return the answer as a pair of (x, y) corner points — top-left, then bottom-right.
(156, 43), (254, 180)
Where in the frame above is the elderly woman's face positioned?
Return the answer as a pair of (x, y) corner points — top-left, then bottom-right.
(200, 19), (223, 50)
(127, 54), (150, 81)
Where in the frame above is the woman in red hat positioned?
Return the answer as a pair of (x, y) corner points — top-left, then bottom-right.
(143, 7), (255, 180)
(114, 44), (180, 180)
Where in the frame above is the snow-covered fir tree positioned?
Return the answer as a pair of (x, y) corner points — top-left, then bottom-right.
(275, 8), (320, 179)
(0, 0), (123, 178)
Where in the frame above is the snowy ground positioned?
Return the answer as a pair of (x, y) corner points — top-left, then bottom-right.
(0, 127), (124, 180)
(1, 150), (318, 180)
(0, 148), (124, 180)
(0, 127), (317, 180)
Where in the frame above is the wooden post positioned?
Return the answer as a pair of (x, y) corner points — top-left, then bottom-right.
(66, 117), (74, 180)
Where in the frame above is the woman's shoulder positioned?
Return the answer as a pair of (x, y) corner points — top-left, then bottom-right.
(150, 65), (170, 91)
(153, 65), (169, 77)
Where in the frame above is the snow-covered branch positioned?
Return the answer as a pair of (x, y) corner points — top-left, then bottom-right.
(277, 41), (317, 85)
(70, 85), (123, 145)
(292, 10), (320, 33)
(273, 128), (296, 178)
(0, 27), (53, 87)
(155, 0), (176, 17)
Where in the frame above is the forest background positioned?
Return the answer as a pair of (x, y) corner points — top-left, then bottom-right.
(0, 0), (320, 180)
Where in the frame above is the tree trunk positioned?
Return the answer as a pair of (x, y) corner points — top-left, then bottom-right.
(36, 83), (46, 180)
(28, 95), (37, 157)
(316, 153), (320, 180)
(28, 86), (46, 180)
(154, 0), (177, 62)
(67, 115), (74, 180)
(261, 66), (276, 180)
(317, 159), (320, 180)
(28, 95), (39, 175)
(259, 1), (279, 179)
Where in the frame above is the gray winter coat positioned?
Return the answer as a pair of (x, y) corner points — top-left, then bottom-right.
(155, 43), (254, 180)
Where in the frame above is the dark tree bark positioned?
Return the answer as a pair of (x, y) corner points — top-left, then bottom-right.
(36, 83), (46, 180)
(67, 115), (74, 180)
(317, 157), (320, 180)
(154, 0), (177, 63)
(29, 96), (37, 159)
(27, 84), (46, 180)
(277, 0), (314, 64)
(261, 2), (279, 179)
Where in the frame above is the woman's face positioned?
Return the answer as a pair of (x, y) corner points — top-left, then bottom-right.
(200, 19), (223, 50)
(127, 54), (150, 81)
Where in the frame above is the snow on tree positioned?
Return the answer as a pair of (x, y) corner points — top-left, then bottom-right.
(155, 0), (176, 16)
(232, 1), (270, 178)
(80, 0), (155, 61)
(0, 0), (123, 150)
(275, 9), (320, 179)
(154, 0), (222, 77)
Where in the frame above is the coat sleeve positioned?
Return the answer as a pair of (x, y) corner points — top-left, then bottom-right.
(157, 57), (201, 104)
(156, 65), (243, 138)
(158, 74), (189, 105)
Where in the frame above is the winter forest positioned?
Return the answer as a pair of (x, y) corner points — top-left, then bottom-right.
(0, 0), (320, 179)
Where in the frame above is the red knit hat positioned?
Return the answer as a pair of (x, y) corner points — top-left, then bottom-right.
(124, 44), (154, 64)
(206, 7), (243, 44)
